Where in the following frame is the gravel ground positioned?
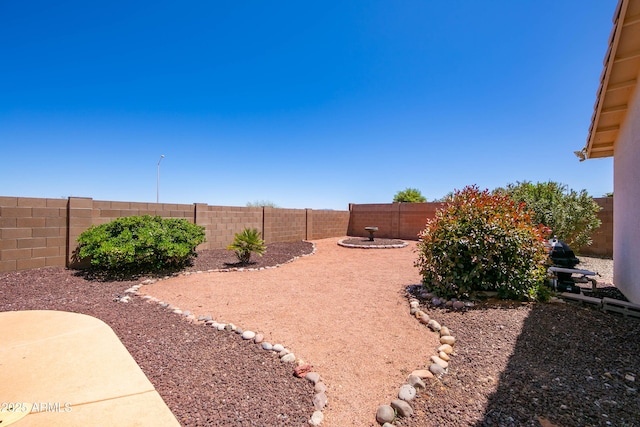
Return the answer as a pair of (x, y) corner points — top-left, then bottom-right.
(397, 256), (640, 427)
(0, 242), (315, 427)
(2, 244), (639, 427)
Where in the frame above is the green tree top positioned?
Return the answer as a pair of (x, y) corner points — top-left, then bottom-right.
(393, 188), (427, 203)
(497, 181), (602, 250)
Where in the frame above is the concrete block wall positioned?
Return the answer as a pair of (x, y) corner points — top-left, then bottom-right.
(309, 210), (350, 240)
(197, 205), (263, 250)
(349, 200), (614, 257)
(263, 207), (307, 243)
(0, 196), (350, 273)
(0, 196), (68, 272)
(577, 197), (613, 258)
(348, 202), (442, 240)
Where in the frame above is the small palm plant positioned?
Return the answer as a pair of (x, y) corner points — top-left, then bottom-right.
(227, 228), (266, 264)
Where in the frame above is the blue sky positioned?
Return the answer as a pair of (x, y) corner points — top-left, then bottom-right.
(1, 1), (616, 209)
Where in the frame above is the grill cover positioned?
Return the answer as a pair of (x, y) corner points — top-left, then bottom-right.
(548, 238), (580, 269)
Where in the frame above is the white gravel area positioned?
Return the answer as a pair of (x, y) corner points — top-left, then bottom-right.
(577, 256), (614, 285)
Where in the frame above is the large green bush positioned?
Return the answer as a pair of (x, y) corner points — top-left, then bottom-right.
(415, 185), (549, 300)
(76, 215), (206, 275)
(498, 181), (602, 250)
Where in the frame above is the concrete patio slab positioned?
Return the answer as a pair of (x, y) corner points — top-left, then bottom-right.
(0, 310), (180, 426)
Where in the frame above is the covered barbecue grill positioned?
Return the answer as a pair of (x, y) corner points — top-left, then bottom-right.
(547, 237), (597, 294)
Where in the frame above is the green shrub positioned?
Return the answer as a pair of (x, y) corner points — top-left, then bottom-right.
(393, 188), (427, 203)
(76, 215), (206, 275)
(227, 228), (266, 264)
(497, 181), (601, 250)
(415, 185), (548, 300)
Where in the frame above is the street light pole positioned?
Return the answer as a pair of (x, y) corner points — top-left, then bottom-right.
(157, 155), (165, 203)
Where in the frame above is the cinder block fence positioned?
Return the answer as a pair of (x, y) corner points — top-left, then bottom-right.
(0, 196), (612, 273)
(0, 196), (349, 273)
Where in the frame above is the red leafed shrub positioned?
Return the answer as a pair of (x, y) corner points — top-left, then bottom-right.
(415, 185), (549, 301)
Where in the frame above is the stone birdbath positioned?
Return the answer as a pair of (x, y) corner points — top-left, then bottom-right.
(364, 226), (378, 241)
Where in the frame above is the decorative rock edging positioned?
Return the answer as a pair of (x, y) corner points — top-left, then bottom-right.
(337, 239), (408, 249)
(374, 284), (461, 426)
(114, 241), (327, 426)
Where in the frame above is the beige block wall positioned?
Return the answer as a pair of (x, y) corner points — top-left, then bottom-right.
(348, 202), (443, 240)
(349, 201), (613, 257)
(0, 196), (350, 273)
(263, 207), (307, 243)
(0, 196), (68, 272)
(309, 210), (349, 240)
(577, 197), (613, 258)
(197, 205), (263, 250)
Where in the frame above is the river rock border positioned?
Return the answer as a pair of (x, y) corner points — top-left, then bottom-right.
(374, 284), (460, 426)
(114, 242), (327, 426)
(337, 239), (408, 249)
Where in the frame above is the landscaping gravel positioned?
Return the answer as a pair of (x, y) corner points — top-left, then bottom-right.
(0, 242), (315, 427)
(2, 242), (639, 427)
(397, 260), (640, 427)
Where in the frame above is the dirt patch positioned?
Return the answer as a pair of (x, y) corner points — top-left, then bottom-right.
(142, 237), (435, 426)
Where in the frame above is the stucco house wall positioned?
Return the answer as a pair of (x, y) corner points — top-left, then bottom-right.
(613, 81), (640, 303)
(582, 0), (640, 304)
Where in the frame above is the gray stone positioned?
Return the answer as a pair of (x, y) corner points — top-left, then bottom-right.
(314, 382), (327, 393)
(241, 330), (256, 340)
(398, 384), (417, 401)
(261, 342), (273, 351)
(224, 323), (233, 331)
(382, 424), (394, 427)
(391, 399), (414, 417)
(427, 319), (442, 332)
(431, 297), (441, 306)
(376, 405), (395, 424)
(273, 344), (285, 352)
(429, 363), (446, 376)
(407, 374), (426, 390)
(217, 323), (226, 331)
(309, 411), (324, 426)
(182, 310), (191, 316)
(279, 349), (290, 357)
(312, 392), (328, 410)
(281, 353), (296, 363)
(305, 372), (321, 385)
